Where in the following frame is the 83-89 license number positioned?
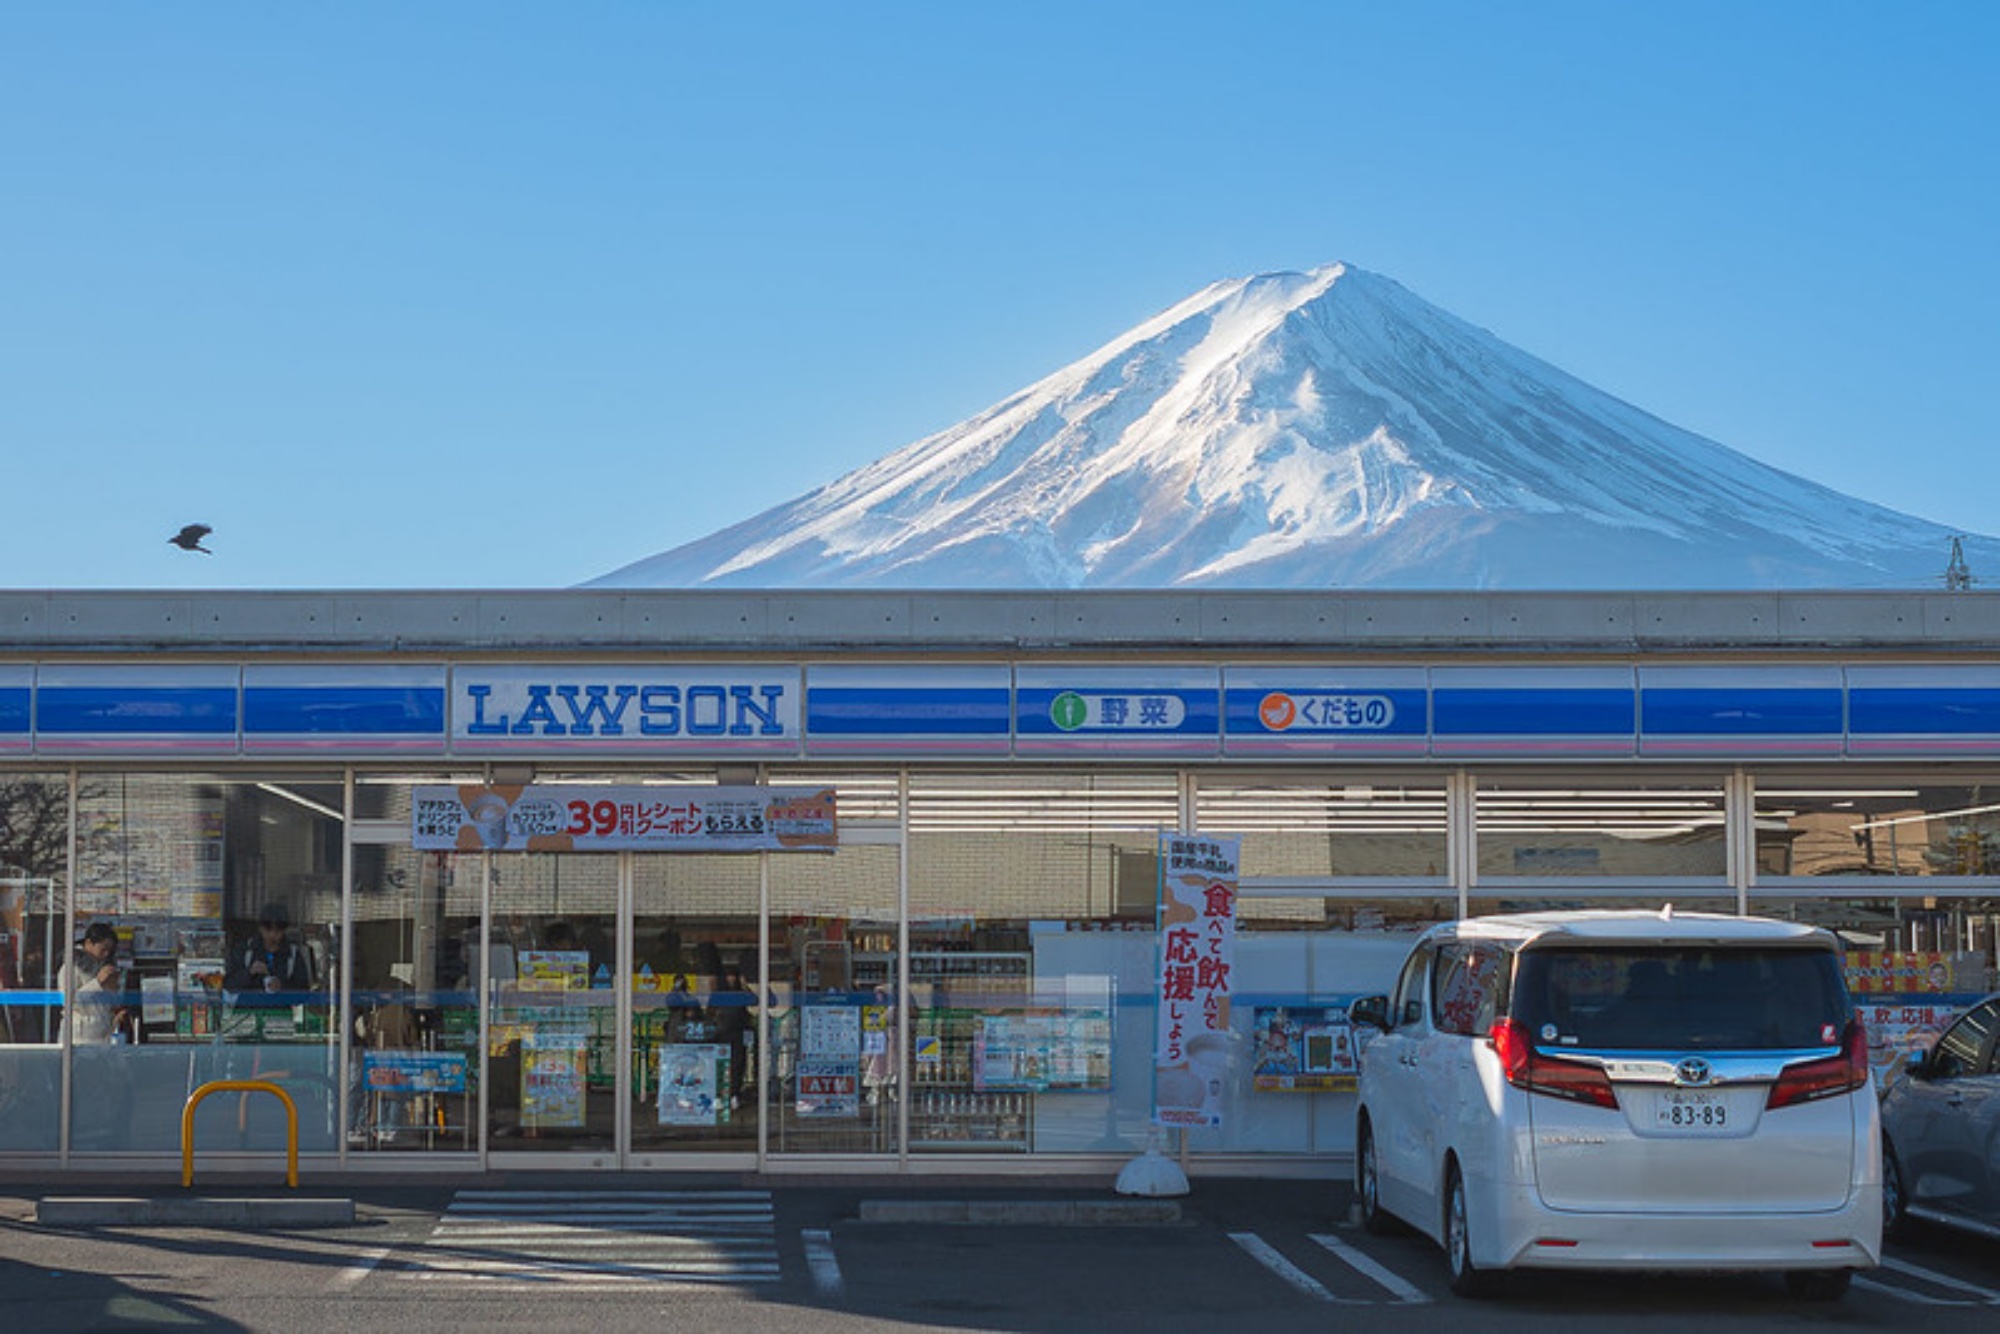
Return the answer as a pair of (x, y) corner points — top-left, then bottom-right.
(1657, 1091), (1728, 1130)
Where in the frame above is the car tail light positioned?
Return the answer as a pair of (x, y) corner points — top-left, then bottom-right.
(1491, 1018), (1618, 1109)
(1766, 1017), (1870, 1110)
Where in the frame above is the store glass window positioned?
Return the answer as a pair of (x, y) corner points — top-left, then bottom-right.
(70, 773), (344, 1153)
(1195, 774), (1448, 880)
(1468, 894), (1741, 916)
(768, 772), (901, 828)
(907, 771), (1178, 1157)
(1234, 892), (1454, 1155)
(348, 844), (481, 1152)
(1754, 774), (2000, 880)
(1749, 890), (2000, 1087)
(1474, 773), (1727, 880)
(0, 773), (67, 1151)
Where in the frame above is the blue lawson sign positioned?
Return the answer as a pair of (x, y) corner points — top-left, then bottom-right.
(1636, 665), (1843, 757)
(34, 665), (238, 754)
(13, 659), (2000, 762)
(805, 664), (1011, 755)
(451, 666), (802, 755)
(1430, 665), (1637, 756)
(0, 666), (27, 752)
(244, 664), (447, 754)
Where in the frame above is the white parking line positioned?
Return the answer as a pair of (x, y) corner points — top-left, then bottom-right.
(1228, 1232), (1352, 1304)
(1309, 1232), (1431, 1303)
(1880, 1256), (2000, 1304)
(802, 1228), (843, 1297)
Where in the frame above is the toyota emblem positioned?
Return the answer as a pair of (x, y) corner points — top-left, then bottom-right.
(1674, 1057), (1713, 1086)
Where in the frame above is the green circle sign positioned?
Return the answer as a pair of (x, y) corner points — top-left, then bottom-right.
(1050, 691), (1089, 731)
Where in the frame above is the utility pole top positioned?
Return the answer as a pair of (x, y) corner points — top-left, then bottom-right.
(1945, 536), (1977, 592)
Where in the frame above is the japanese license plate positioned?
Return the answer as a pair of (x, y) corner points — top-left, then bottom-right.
(1655, 1089), (1730, 1131)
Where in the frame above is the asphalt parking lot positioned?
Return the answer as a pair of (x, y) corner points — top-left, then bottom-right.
(4, 1172), (2000, 1332)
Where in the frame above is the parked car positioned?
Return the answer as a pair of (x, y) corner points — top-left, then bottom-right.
(1351, 909), (1881, 1300)
(1880, 992), (2000, 1240)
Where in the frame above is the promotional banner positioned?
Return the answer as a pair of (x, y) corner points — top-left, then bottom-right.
(1250, 1003), (1365, 1092)
(1844, 950), (1984, 1086)
(1844, 950), (1975, 995)
(521, 1034), (588, 1128)
(411, 784), (836, 853)
(1152, 833), (1239, 1129)
(364, 1050), (469, 1095)
(658, 1043), (731, 1126)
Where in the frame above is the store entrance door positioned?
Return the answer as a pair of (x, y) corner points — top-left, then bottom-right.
(485, 852), (621, 1160)
(481, 851), (761, 1166)
(628, 853), (761, 1162)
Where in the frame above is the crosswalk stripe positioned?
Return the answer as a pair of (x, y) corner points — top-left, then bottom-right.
(803, 1228), (843, 1297)
(402, 1188), (781, 1288)
(450, 1190), (770, 1202)
(413, 1256), (780, 1277)
(446, 1208), (772, 1216)
(436, 1216), (771, 1226)
(426, 1240), (768, 1248)
(412, 1277), (755, 1291)
(330, 1245), (392, 1290)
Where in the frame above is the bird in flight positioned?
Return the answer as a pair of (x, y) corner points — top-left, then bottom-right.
(169, 523), (213, 554)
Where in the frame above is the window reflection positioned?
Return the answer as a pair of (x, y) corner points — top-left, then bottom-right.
(1475, 775), (1727, 879)
(1196, 775), (1448, 879)
(1754, 776), (2000, 878)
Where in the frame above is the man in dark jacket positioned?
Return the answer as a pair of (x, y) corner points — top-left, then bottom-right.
(225, 905), (314, 995)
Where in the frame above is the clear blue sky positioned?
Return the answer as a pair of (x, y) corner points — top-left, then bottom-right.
(3, 2), (1995, 590)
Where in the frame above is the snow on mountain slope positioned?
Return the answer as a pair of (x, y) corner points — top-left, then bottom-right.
(588, 263), (1995, 590)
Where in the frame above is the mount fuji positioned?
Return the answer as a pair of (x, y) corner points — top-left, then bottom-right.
(588, 263), (1994, 591)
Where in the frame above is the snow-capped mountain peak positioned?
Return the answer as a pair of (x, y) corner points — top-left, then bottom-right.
(589, 263), (1994, 590)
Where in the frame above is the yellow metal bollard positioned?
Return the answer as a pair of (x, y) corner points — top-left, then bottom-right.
(182, 1079), (299, 1189)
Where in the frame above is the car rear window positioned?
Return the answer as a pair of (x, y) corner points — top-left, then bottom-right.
(1512, 946), (1851, 1052)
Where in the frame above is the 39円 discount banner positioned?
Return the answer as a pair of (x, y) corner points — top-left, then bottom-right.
(412, 784), (837, 852)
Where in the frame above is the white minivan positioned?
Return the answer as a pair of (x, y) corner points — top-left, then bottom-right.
(1352, 909), (1880, 1300)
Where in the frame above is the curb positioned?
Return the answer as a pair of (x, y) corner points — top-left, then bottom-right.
(36, 1196), (357, 1228)
(858, 1199), (1181, 1225)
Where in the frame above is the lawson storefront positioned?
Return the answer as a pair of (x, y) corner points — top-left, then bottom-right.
(3, 588), (2000, 1176)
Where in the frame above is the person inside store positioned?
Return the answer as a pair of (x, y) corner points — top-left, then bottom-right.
(709, 958), (757, 1110)
(59, 921), (124, 1044)
(225, 904), (314, 996)
(862, 981), (899, 1106)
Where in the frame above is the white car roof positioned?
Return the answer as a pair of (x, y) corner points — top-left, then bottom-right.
(1427, 908), (1835, 950)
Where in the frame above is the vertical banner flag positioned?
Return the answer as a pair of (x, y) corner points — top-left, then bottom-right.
(1153, 833), (1239, 1129)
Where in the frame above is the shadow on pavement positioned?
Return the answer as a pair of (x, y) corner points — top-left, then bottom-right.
(0, 1251), (250, 1333)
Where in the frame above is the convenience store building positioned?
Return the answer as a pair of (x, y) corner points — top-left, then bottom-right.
(2, 587), (1997, 1176)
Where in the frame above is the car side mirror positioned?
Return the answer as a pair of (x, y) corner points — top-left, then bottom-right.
(1349, 994), (1390, 1032)
(1903, 1047), (1935, 1081)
